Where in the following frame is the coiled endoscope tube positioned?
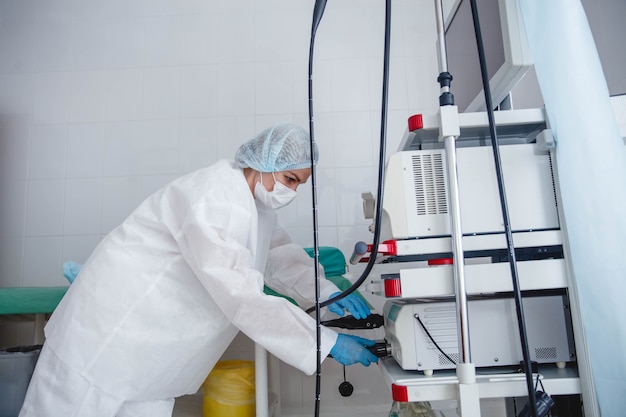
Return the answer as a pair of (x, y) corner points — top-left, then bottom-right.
(468, 0), (540, 416)
(306, 0), (392, 316)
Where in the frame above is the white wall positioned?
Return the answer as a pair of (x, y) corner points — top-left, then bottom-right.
(0, 0), (440, 415)
(0, 0), (440, 288)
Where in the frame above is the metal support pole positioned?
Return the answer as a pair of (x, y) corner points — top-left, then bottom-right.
(255, 343), (269, 417)
(434, 1), (478, 414)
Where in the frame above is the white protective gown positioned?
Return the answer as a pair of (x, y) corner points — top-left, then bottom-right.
(20, 160), (339, 417)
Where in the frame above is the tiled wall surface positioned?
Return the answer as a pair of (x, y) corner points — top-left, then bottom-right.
(0, 0), (439, 290)
(0, 0), (439, 414)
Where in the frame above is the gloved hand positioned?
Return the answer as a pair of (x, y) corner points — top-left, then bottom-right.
(327, 292), (370, 320)
(330, 334), (379, 367)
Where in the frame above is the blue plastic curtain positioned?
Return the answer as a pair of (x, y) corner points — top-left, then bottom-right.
(518, 0), (626, 415)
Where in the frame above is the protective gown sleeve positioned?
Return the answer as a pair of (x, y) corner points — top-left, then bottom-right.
(264, 243), (340, 309)
(176, 199), (337, 376)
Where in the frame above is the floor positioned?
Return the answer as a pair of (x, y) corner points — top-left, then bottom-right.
(172, 393), (203, 417)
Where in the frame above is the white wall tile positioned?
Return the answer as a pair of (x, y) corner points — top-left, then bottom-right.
(215, 0), (253, 14)
(179, 117), (219, 173)
(405, 55), (440, 113)
(25, 179), (65, 236)
(216, 115), (255, 160)
(0, 0), (39, 21)
(0, 123), (30, 180)
(105, 17), (145, 69)
(368, 56), (410, 112)
(0, 237), (24, 287)
(139, 174), (178, 199)
(180, 65), (218, 118)
(72, 0), (112, 20)
(0, 73), (34, 117)
(304, 112), (334, 168)
(105, 69), (143, 121)
(307, 59), (333, 113)
(142, 67), (180, 120)
(291, 60), (313, 115)
(330, 59), (372, 112)
(331, 112), (374, 168)
(142, 0), (184, 16)
(312, 168), (339, 227)
(28, 124), (68, 179)
(253, 10), (310, 63)
(144, 16), (182, 67)
(64, 178), (103, 235)
(179, 0), (218, 15)
(101, 176), (142, 233)
(62, 234), (102, 265)
(66, 123), (105, 178)
(71, 19), (108, 70)
(32, 72), (71, 124)
(217, 13), (255, 63)
(181, 14), (219, 65)
(22, 236), (64, 287)
(103, 121), (142, 176)
(140, 119), (179, 175)
(0, 180), (27, 238)
(0, 20), (37, 73)
(37, 0), (74, 23)
(316, 6), (370, 60)
(255, 62), (294, 115)
(34, 18), (73, 71)
(70, 70), (107, 123)
(217, 64), (255, 116)
(334, 167), (376, 226)
(105, 0), (144, 18)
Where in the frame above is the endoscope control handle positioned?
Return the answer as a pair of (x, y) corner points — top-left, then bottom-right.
(321, 314), (384, 330)
(349, 241), (369, 265)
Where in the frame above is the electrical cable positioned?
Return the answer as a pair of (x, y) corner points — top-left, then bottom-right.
(307, 2), (327, 416)
(305, 0), (392, 316)
(467, 0), (540, 416)
(414, 314), (456, 366)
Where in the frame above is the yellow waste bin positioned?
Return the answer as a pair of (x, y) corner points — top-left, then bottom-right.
(202, 360), (255, 417)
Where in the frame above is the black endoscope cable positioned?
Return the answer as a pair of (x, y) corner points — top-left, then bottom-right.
(307, 1), (391, 416)
(307, 2), (328, 416)
(467, 1), (540, 416)
(305, 0), (392, 317)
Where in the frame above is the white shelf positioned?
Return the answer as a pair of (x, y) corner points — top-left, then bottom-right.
(379, 357), (581, 402)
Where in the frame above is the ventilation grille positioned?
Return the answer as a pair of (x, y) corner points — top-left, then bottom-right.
(411, 153), (448, 216)
(535, 346), (557, 360)
(438, 352), (459, 366)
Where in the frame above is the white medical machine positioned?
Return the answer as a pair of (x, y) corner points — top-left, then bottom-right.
(362, 109), (595, 416)
(376, 108), (577, 370)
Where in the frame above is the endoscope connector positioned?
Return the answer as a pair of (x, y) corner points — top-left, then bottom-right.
(517, 391), (555, 417)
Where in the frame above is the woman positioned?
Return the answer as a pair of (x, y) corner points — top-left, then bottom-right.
(20, 123), (378, 417)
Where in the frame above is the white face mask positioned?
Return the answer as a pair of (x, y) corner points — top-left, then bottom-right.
(254, 172), (298, 210)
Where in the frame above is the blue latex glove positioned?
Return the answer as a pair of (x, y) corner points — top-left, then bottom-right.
(327, 292), (370, 320)
(63, 261), (83, 284)
(330, 334), (379, 367)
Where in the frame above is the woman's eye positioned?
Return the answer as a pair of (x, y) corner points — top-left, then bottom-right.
(286, 176), (296, 183)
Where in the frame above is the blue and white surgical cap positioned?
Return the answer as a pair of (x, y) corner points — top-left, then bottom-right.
(234, 123), (318, 172)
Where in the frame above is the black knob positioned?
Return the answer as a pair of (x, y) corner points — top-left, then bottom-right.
(338, 381), (354, 397)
